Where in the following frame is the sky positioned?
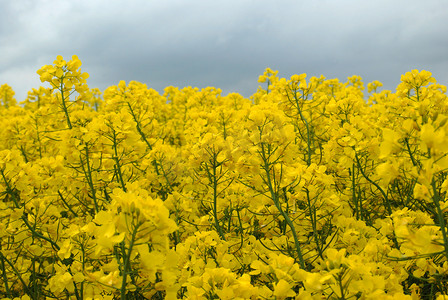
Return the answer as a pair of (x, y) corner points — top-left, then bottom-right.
(1, 0), (447, 101)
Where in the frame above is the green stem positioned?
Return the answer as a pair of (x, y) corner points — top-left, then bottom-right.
(431, 179), (448, 261)
(0, 252), (11, 298)
(354, 153), (393, 215)
(0, 168), (20, 208)
(66, 267), (81, 300)
(295, 95), (312, 166)
(126, 102), (165, 178)
(112, 129), (127, 192)
(305, 188), (323, 259)
(337, 271), (347, 300)
(58, 190), (78, 217)
(31, 257), (38, 300)
(203, 151), (226, 241)
(354, 153), (399, 249)
(120, 222), (141, 300)
(18, 146), (28, 163)
(59, 77), (72, 129)
(352, 164), (359, 220)
(0, 251), (32, 295)
(35, 117), (43, 159)
(82, 144), (99, 213)
(212, 157), (226, 241)
(159, 162), (173, 194)
(126, 102), (153, 150)
(260, 142), (306, 269)
(404, 137), (418, 168)
(21, 215), (60, 251)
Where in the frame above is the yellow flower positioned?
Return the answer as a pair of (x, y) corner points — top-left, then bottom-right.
(376, 161), (399, 187)
(57, 239), (72, 260)
(0, 84), (17, 107)
(48, 271), (73, 294)
(248, 108), (266, 126)
(367, 80), (383, 93)
(413, 183), (431, 201)
(380, 128), (402, 158)
(273, 279), (296, 299)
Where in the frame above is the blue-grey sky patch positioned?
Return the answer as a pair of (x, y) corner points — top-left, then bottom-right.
(1, 0), (447, 101)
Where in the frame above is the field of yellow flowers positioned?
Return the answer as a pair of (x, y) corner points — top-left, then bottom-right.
(0, 55), (448, 299)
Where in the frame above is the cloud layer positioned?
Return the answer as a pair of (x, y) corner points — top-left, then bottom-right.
(1, 0), (447, 101)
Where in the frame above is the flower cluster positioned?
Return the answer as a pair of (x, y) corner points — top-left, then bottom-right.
(0, 56), (447, 299)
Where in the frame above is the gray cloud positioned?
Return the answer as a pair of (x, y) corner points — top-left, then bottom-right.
(1, 0), (447, 101)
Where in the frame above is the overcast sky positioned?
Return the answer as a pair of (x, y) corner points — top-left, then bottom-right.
(1, 0), (447, 101)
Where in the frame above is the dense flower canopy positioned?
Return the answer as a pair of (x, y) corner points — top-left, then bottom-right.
(0, 56), (447, 299)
